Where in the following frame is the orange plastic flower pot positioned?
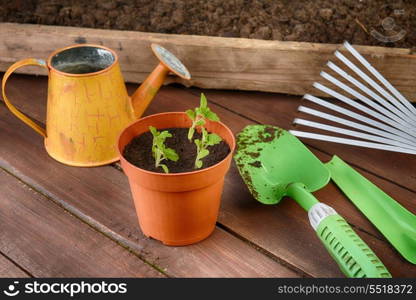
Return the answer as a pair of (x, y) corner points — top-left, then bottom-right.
(118, 112), (235, 246)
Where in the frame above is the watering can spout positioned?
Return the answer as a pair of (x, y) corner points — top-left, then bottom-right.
(130, 44), (191, 119)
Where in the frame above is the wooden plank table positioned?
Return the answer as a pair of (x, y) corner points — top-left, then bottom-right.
(0, 74), (415, 278)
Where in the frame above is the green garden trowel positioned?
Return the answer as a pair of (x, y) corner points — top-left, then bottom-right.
(234, 125), (391, 278)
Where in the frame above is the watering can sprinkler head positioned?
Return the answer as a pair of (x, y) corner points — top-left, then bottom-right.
(130, 43), (191, 119)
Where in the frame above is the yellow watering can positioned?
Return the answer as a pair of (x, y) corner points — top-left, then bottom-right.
(2, 44), (191, 167)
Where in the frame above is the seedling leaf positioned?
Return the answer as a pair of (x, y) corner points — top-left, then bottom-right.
(198, 149), (209, 159)
(188, 127), (195, 141)
(206, 111), (219, 121)
(207, 133), (222, 146)
(149, 126), (157, 136)
(185, 93), (222, 168)
(195, 160), (203, 169)
(201, 127), (208, 140)
(149, 126), (179, 173)
(160, 164), (169, 174)
(200, 93), (207, 108)
(158, 131), (172, 140)
(164, 148), (179, 161)
(186, 109), (195, 120)
(195, 118), (205, 126)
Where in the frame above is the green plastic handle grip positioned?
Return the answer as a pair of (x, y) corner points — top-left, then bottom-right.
(288, 184), (391, 278)
(316, 214), (392, 278)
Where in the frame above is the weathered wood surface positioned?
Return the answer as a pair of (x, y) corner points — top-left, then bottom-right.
(3, 75), (337, 277)
(0, 254), (29, 278)
(1, 22), (416, 101)
(0, 75), (298, 278)
(1, 74), (415, 277)
(0, 168), (165, 277)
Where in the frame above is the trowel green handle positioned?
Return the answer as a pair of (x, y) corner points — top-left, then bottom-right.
(286, 183), (319, 211)
(315, 213), (391, 278)
(326, 155), (416, 264)
(287, 183), (391, 278)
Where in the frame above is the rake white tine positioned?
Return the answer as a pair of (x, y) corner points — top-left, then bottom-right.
(303, 94), (416, 144)
(344, 41), (416, 117)
(313, 82), (416, 140)
(326, 61), (416, 127)
(322, 66), (416, 128)
(289, 130), (416, 155)
(293, 118), (416, 151)
(298, 105), (416, 148)
(334, 50), (416, 120)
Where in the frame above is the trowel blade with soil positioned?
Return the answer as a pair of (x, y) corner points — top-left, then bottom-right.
(234, 125), (391, 278)
(234, 125), (330, 205)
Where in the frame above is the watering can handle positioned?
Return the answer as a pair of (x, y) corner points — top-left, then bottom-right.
(2, 58), (48, 137)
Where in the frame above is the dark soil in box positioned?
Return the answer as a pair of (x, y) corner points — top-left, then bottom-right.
(123, 128), (230, 173)
(1, 0), (415, 48)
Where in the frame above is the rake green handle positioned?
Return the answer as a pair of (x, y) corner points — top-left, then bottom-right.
(326, 155), (416, 264)
(313, 207), (392, 278)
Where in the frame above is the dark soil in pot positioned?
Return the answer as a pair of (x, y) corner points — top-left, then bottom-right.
(1, 0), (415, 48)
(123, 128), (230, 173)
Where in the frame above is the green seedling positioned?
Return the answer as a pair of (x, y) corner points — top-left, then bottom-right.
(185, 93), (222, 169)
(186, 93), (219, 141)
(194, 127), (222, 169)
(149, 126), (179, 173)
